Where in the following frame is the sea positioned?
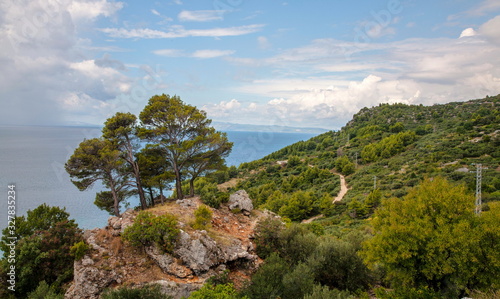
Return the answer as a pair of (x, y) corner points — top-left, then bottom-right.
(0, 126), (316, 231)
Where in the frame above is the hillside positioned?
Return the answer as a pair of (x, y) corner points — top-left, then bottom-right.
(227, 95), (500, 225)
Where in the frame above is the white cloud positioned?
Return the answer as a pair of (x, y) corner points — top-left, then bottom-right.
(153, 49), (186, 57)
(460, 28), (477, 38)
(0, 0), (132, 125)
(178, 10), (225, 22)
(221, 20), (500, 128)
(153, 49), (235, 58)
(68, 0), (123, 22)
(478, 15), (500, 43)
(100, 24), (264, 39)
(192, 49), (235, 58)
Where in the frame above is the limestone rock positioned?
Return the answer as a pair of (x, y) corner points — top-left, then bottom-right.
(175, 230), (224, 274)
(145, 245), (193, 278)
(228, 190), (254, 215)
(65, 257), (120, 299)
(107, 209), (135, 236)
(149, 280), (202, 299)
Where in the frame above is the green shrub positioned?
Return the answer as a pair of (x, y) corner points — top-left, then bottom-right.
(188, 283), (240, 299)
(70, 241), (91, 261)
(101, 284), (171, 299)
(307, 237), (373, 292)
(240, 253), (289, 299)
(194, 178), (230, 208)
(205, 270), (230, 286)
(303, 284), (354, 299)
(254, 217), (285, 259)
(374, 286), (441, 299)
(27, 281), (64, 299)
(122, 212), (180, 253)
(193, 205), (213, 230)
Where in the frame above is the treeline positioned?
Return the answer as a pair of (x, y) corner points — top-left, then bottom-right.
(233, 95), (500, 222)
(178, 178), (500, 299)
(65, 94), (232, 216)
(236, 158), (340, 221)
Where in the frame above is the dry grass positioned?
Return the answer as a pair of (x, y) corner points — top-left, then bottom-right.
(95, 229), (112, 245)
(218, 178), (242, 192)
(146, 198), (206, 227)
(469, 290), (500, 299)
(109, 237), (123, 256)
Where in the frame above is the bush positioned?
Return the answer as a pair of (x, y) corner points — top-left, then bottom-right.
(70, 241), (91, 261)
(101, 284), (171, 299)
(27, 281), (63, 299)
(254, 217), (285, 259)
(240, 253), (289, 299)
(188, 283), (240, 299)
(195, 178), (230, 208)
(193, 205), (213, 230)
(303, 284), (354, 299)
(307, 237), (373, 292)
(122, 212), (180, 253)
(374, 286), (441, 299)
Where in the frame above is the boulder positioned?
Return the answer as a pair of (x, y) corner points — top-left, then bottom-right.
(145, 245), (193, 278)
(228, 190), (254, 215)
(65, 256), (120, 299)
(107, 209), (135, 236)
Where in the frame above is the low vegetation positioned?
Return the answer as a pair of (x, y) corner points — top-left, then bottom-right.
(122, 211), (180, 253)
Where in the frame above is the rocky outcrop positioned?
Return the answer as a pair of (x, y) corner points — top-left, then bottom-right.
(65, 256), (120, 299)
(150, 280), (202, 299)
(65, 197), (264, 299)
(107, 209), (135, 236)
(144, 245), (193, 278)
(228, 190), (254, 215)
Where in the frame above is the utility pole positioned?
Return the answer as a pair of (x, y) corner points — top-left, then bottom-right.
(474, 164), (482, 215)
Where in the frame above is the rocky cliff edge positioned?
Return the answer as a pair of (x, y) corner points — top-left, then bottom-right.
(65, 193), (274, 299)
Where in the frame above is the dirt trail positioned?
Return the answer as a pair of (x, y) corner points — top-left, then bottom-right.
(333, 173), (348, 203)
(302, 173), (349, 223)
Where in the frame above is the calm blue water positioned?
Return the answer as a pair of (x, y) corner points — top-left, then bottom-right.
(0, 126), (315, 231)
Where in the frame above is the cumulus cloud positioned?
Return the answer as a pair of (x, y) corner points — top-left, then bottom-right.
(478, 15), (500, 44)
(0, 0), (131, 125)
(460, 28), (477, 38)
(221, 18), (500, 129)
(68, 0), (123, 22)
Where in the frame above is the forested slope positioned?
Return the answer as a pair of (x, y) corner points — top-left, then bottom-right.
(229, 95), (500, 222)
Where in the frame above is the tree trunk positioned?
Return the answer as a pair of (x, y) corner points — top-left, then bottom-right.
(174, 165), (184, 199)
(159, 185), (164, 204)
(124, 137), (147, 210)
(109, 181), (121, 217)
(189, 178), (195, 197)
(135, 174), (147, 209)
(148, 187), (155, 207)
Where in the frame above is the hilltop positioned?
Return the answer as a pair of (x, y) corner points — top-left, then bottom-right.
(229, 95), (500, 224)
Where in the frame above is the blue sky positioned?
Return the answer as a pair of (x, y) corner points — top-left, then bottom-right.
(1, 0), (500, 129)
